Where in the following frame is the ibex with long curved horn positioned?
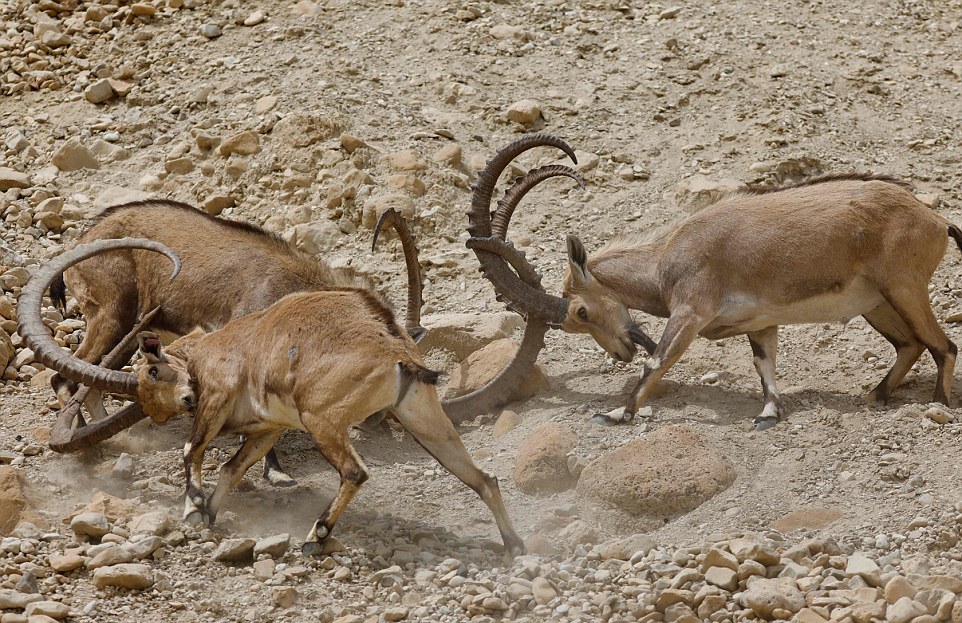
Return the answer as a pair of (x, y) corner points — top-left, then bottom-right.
(21, 200), (539, 475)
(24, 237), (525, 558)
(467, 134), (961, 431)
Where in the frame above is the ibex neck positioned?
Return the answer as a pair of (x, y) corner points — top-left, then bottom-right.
(589, 243), (668, 318)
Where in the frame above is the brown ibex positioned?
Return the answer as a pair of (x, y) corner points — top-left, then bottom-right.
(22, 238), (525, 557)
(465, 134), (961, 431)
(27, 200), (540, 479)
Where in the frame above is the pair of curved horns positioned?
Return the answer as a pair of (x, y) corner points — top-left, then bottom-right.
(17, 238), (181, 396)
(466, 134), (585, 327)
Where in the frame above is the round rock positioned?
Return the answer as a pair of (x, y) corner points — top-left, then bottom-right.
(577, 426), (736, 532)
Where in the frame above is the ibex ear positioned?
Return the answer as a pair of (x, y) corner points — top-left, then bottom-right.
(137, 332), (166, 363)
(566, 234), (592, 287)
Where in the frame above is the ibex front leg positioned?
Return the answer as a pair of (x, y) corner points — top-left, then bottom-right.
(590, 308), (709, 426)
(183, 393), (232, 526)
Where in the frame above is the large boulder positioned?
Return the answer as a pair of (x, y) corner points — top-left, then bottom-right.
(442, 338), (549, 404)
(513, 423), (578, 495)
(577, 426), (736, 533)
(0, 467), (27, 535)
(419, 312), (523, 360)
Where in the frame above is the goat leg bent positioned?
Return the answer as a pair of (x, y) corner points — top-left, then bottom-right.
(590, 309), (709, 426)
(302, 428), (369, 557)
(207, 431), (283, 523)
(394, 383), (525, 557)
(863, 301), (925, 404)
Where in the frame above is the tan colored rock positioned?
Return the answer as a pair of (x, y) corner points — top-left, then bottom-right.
(886, 597), (926, 623)
(433, 143), (461, 167)
(91, 563), (154, 590)
(70, 492), (139, 524)
(418, 312), (523, 360)
(701, 548), (739, 572)
(48, 554), (85, 573)
(492, 410), (521, 438)
(705, 566), (738, 591)
(255, 96), (278, 114)
(884, 575), (917, 604)
(384, 150), (427, 171)
(272, 113), (342, 148)
(845, 553), (882, 587)
(71, 512), (110, 538)
(507, 100), (542, 125)
(443, 338), (549, 405)
(218, 131), (261, 157)
(204, 195), (235, 215)
(577, 426), (735, 533)
(128, 511), (170, 536)
(596, 534), (657, 560)
(740, 577), (806, 618)
(531, 577), (556, 605)
(24, 601), (69, 620)
(675, 176), (745, 212)
(272, 586), (297, 608)
(770, 506), (843, 532)
(0, 467), (28, 536)
(386, 174), (426, 196)
(0, 589), (42, 609)
(52, 138), (100, 171)
(212, 538), (255, 562)
(86, 544), (134, 569)
(513, 423), (577, 495)
(84, 79), (114, 104)
(0, 168), (31, 191)
(361, 193), (416, 229)
(0, 330), (14, 371)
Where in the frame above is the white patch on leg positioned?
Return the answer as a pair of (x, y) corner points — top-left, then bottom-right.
(758, 401), (780, 421)
(644, 358), (661, 372)
(183, 442), (191, 458)
(183, 495), (201, 519)
(604, 406), (627, 421)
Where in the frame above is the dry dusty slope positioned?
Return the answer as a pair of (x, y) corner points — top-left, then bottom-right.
(2, 0), (962, 622)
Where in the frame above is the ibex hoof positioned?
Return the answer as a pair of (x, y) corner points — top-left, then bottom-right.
(588, 413), (622, 427)
(265, 469), (297, 488)
(184, 511), (206, 527)
(301, 541), (324, 557)
(753, 417), (778, 432)
(588, 406), (632, 426)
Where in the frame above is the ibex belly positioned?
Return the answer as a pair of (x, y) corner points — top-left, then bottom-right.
(706, 278), (884, 339)
(223, 386), (307, 434)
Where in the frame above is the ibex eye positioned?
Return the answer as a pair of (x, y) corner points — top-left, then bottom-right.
(149, 367), (159, 380)
(578, 307), (588, 321)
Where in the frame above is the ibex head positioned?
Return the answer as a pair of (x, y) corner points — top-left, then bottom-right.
(133, 332), (195, 422)
(562, 235), (638, 363)
(463, 134), (657, 363)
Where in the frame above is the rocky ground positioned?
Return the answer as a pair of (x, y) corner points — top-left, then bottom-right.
(2, 0), (962, 622)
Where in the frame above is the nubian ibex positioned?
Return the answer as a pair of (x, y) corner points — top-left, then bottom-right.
(21, 236), (526, 557)
(466, 134), (961, 431)
(26, 200), (540, 479)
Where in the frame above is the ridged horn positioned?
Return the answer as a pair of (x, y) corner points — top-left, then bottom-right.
(17, 238), (181, 396)
(466, 136), (581, 326)
(372, 208), (426, 340)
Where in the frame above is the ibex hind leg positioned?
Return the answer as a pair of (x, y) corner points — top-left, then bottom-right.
(262, 445), (297, 487)
(747, 327), (784, 432)
(206, 431), (282, 524)
(883, 289), (957, 405)
(301, 425), (369, 558)
(393, 383), (525, 558)
(863, 302), (925, 405)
